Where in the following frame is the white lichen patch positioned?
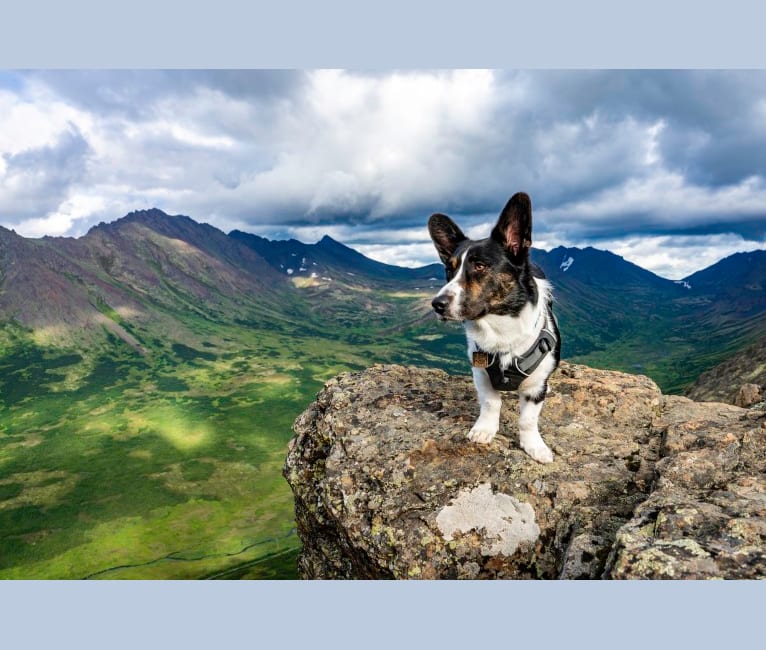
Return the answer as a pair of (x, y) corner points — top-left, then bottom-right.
(435, 483), (540, 556)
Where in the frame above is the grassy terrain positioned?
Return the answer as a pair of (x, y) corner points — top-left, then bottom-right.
(4, 266), (758, 580)
(0, 283), (464, 580)
(564, 302), (766, 394)
(4, 215), (761, 579)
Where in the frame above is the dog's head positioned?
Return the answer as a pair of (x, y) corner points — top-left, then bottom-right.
(428, 192), (536, 321)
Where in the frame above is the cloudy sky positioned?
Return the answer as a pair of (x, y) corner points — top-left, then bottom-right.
(1, 69), (765, 278)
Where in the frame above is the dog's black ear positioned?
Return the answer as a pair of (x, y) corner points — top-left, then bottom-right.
(491, 192), (532, 264)
(428, 213), (467, 264)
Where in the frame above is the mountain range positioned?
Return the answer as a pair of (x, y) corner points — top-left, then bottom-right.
(1, 207), (765, 580)
(2, 207), (764, 392)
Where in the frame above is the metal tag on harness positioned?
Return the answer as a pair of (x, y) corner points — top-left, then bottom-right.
(472, 351), (490, 368)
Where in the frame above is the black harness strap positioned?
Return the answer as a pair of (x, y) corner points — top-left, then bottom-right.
(472, 328), (557, 391)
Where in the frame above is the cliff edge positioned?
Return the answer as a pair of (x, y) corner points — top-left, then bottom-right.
(283, 363), (766, 579)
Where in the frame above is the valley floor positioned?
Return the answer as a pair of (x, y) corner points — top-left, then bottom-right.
(0, 298), (466, 579)
(1, 280), (761, 579)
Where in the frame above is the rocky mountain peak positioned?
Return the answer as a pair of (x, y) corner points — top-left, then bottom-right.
(317, 234), (342, 247)
(284, 362), (766, 579)
(87, 208), (199, 238)
(125, 207), (170, 219)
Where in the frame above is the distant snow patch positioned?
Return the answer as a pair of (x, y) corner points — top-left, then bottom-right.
(436, 483), (540, 556)
(674, 280), (692, 289)
(286, 268), (294, 275)
(310, 272), (318, 279)
(560, 256), (574, 272)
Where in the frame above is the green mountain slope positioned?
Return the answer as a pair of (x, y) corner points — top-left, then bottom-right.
(686, 334), (766, 404)
(1, 208), (764, 578)
(0, 210), (462, 579)
(532, 247), (766, 392)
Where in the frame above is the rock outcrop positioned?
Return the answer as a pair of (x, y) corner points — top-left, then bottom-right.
(734, 383), (764, 409)
(687, 336), (766, 407)
(283, 363), (766, 579)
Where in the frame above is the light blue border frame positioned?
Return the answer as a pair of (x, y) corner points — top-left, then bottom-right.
(1, 0), (766, 67)
(1, 2), (764, 649)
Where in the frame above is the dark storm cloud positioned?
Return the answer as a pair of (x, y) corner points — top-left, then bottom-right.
(479, 71), (766, 245)
(538, 212), (766, 242)
(1, 69), (765, 276)
(0, 125), (90, 222)
(497, 70), (766, 190)
(24, 70), (307, 120)
(241, 70), (766, 241)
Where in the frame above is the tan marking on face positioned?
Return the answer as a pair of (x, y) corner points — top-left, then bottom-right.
(488, 275), (517, 309)
(466, 275), (484, 301)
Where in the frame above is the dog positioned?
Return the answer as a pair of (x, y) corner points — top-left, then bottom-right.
(428, 192), (561, 463)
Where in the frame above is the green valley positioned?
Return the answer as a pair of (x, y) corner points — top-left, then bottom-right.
(1, 210), (764, 579)
(0, 305), (465, 579)
(0, 216), (466, 579)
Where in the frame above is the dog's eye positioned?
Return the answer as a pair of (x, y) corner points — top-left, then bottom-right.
(473, 262), (487, 272)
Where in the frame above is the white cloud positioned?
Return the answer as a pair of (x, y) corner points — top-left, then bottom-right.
(17, 193), (107, 238)
(0, 88), (91, 156)
(246, 69), (498, 220)
(356, 242), (439, 269)
(0, 69), (764, 282)
(598, 233), (766, 280)
(539, 172), (766, 238)
(16, 210), (75, 238)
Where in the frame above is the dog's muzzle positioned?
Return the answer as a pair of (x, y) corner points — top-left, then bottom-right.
(431, 294), (452, 317)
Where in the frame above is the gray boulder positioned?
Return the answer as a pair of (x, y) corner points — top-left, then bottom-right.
(283, 363), (766, 579)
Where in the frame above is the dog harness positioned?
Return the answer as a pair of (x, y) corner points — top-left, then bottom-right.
(471, 327), (557, 391)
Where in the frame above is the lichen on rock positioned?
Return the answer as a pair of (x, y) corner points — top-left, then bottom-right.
(435, 483), (540, 556)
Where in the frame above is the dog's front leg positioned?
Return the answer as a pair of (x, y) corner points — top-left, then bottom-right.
(468, 367), (502, 443)
(517, 385), (554, 464)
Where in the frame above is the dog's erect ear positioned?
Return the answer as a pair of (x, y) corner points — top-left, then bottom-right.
(428, 213), (467, 264)
(491, 192), (533, 264)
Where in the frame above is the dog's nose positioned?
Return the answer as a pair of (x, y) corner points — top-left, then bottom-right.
(431, 294), (451, 315)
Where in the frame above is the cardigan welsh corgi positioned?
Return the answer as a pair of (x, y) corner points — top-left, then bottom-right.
(428, 192), (561, 463)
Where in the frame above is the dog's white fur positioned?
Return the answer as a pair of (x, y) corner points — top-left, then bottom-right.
(464, 278), (555, 463)
(433, 251), (467, 321)
(438, 247), (556, 462)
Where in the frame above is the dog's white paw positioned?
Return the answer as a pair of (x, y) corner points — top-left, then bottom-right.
(468, 421), (498, 444)
(520, 438), (554, 464)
